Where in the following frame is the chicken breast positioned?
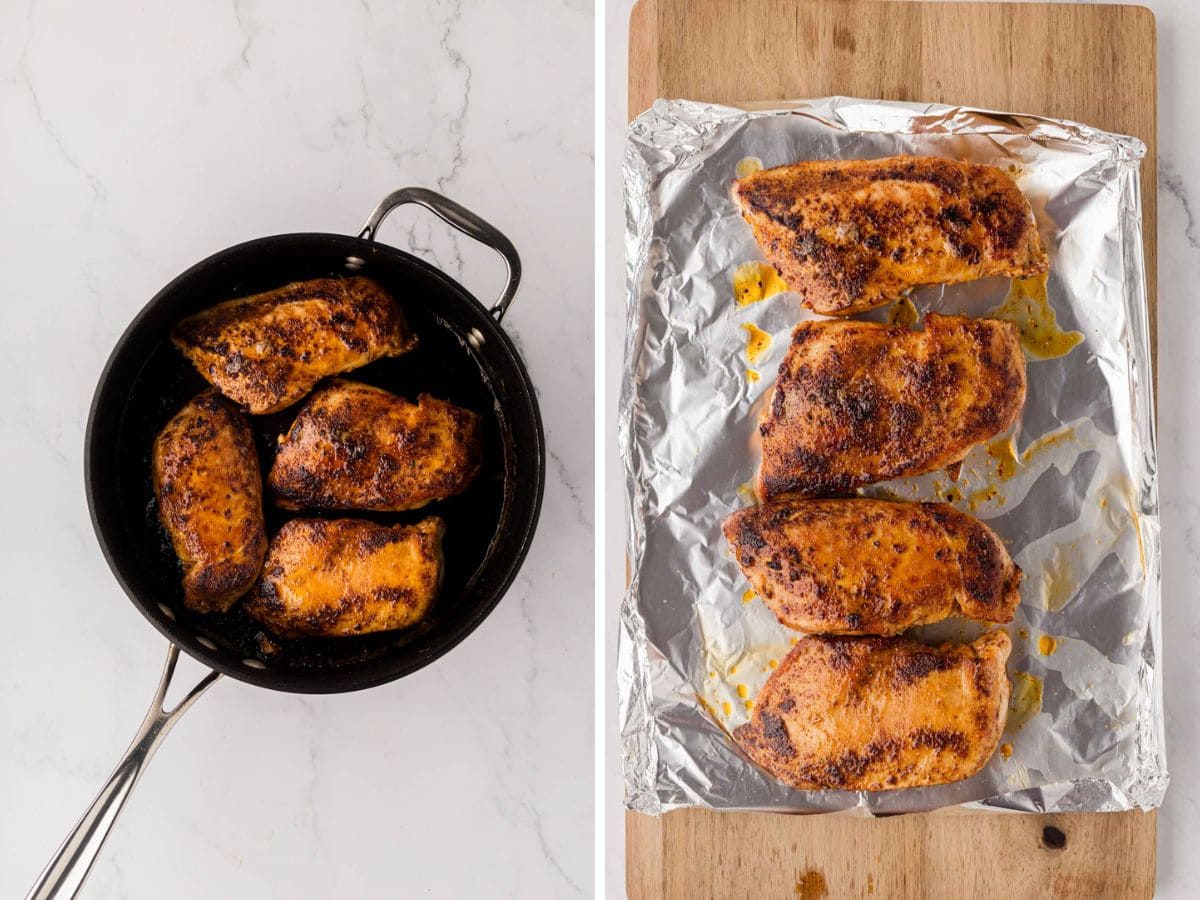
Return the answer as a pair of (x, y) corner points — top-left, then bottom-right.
(724, 499), (1020, 634)
(758, 314), (1025, 499)
(172, 277), (416, 414)
(269, 380), (481, 512)
(733, 155), (1048, 316)
(152, 391), (267, 612)
(244, 517), (443, 637)
(734, 631), (1011, 791)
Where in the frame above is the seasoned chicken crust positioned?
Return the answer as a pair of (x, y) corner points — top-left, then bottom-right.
(733, 155), (1048, 315)
(758, 314), (1026, 499)
(172, 277), (416, 414)
(724, 499), (1021, 635)
(245, 517), (443, 637)
(152, 390), (267, 612)
(735, 631), (1011, 791)
(269, 380), (481, 512)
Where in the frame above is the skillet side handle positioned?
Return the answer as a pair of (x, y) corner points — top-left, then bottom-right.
(358, 187), (522, 323)
(26, 645), (220, 900)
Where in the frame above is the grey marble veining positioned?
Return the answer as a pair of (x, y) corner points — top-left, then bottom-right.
(0, 1), (593, 897)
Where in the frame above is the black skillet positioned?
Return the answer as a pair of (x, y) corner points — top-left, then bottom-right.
(27, 188), (545, 900)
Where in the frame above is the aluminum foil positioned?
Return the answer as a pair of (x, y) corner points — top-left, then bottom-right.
(618, 98), (1165, 815)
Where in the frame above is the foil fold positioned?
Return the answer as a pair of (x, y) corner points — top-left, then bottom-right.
(618, 98), (1165, 815)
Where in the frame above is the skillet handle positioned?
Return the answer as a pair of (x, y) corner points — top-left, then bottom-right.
(358, 187), (522, 323)
(26, 645), (220, 900)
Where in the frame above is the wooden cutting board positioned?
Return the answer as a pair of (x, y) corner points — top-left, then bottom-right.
(626, 1), (1158, 897)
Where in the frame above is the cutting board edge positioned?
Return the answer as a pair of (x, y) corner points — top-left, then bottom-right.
(622, 0), (1159, 896)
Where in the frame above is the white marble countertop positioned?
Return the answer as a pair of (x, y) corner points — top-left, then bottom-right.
(0, 0), (592, 897)
(605, 0), (1200, 896)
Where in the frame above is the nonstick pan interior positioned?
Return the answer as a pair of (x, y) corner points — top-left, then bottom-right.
(86, 233), (544, 692)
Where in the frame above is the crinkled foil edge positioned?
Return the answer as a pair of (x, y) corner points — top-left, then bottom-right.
(618, 98), (1165, 816)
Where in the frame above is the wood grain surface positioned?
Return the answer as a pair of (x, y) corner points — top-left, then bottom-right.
(625, 1), (1158, 897)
